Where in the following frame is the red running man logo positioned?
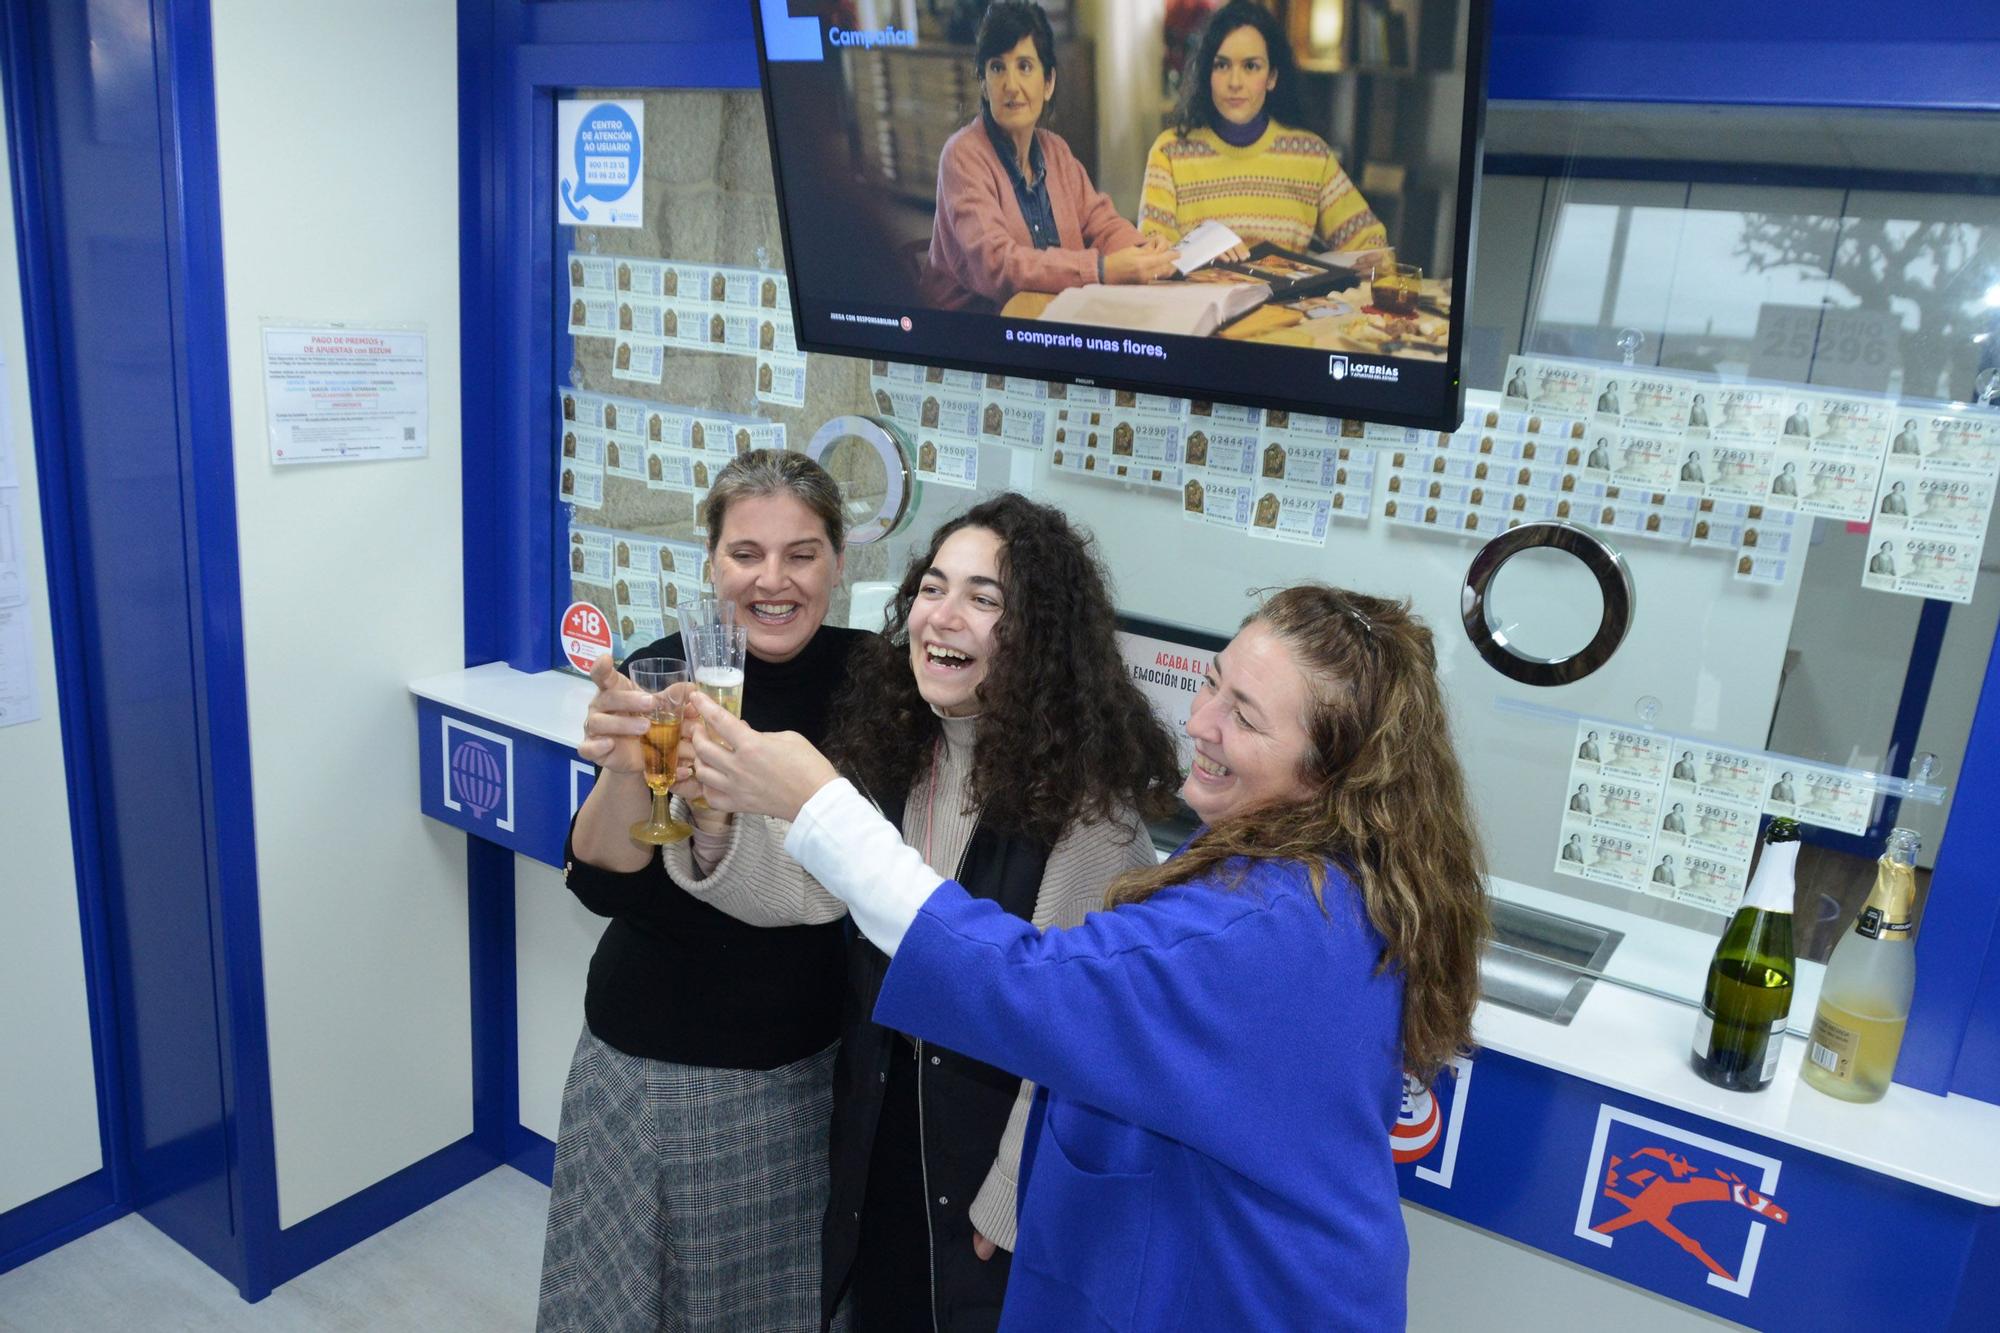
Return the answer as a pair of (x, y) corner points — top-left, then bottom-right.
(1592, 1146), (1790, 1281)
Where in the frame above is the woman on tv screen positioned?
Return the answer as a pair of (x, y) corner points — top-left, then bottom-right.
(1141, 0), (1388, 261)
(923, 0), (1179, 312)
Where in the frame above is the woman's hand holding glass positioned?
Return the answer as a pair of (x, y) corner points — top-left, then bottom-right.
(626, 658), (695, 845)
(1103, 235), (1180, 285)
(579, 652), (665, 777)
(684, 694), (839, 824)
(670, 731), (729, 835)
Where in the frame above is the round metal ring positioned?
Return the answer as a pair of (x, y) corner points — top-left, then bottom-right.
(1460, 521), (1635, 686)
(806, 414), (915, 545)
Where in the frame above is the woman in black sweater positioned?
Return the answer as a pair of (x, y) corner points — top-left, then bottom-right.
(538, 450), (867, 1331)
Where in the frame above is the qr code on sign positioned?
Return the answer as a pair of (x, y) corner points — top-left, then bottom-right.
(404, 427), (417, 440)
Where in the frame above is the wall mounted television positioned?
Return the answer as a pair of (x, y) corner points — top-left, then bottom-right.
(753, 0), (1489, 431)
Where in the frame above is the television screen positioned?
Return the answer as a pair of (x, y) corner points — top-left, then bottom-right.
(752, 0), (1489, 430)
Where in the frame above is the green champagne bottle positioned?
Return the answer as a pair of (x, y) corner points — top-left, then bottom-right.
(1691, 818), (1800, 1092)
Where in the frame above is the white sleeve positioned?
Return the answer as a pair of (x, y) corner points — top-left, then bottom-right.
(783, 778), (944, 954)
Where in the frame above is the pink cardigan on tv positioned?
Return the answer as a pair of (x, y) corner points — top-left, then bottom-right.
(922, 119), (1142, 313)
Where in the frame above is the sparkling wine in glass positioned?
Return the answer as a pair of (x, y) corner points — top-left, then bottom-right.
(627, 657), (693, 845)
(687, 624), (750, 808)
(678, 600), (742, 810)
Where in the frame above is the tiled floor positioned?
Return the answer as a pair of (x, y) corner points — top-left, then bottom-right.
(0, 1168), (548, 1332)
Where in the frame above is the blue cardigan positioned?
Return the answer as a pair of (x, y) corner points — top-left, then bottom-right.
(873, 855), (1408, 1331)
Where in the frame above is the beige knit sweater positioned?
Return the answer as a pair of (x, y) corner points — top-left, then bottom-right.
(660, 711), (1156, 1250)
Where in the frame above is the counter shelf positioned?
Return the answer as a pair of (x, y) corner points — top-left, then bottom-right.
(413, 663), (2000, 1328)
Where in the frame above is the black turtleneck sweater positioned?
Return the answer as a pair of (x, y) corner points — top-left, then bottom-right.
(562, 622), (869, 1069)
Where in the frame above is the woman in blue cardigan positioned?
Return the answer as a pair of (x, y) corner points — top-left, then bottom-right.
(686, 584), (1489, 1330)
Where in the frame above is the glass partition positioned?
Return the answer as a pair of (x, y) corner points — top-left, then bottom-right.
(883, 100), (1998, 1021)
(554, 88), (935, 654)
(551, 85), (2000, 1027)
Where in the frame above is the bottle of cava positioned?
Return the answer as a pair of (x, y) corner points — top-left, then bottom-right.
(1801, 828), (1920, 1104)
(1691, 818), (1800, 1092)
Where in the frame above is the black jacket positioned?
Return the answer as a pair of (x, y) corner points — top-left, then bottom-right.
(821, 793), (1050, 1330)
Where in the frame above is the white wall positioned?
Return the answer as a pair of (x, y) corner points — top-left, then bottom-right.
(515, 857), (604, 1143)
(0, 65), (104, 1217)
(209, 3), (468, 1228)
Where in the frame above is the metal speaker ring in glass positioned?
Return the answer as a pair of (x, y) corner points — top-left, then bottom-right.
(805, 414), (915, 545)
(1460, 520), (1635, 686)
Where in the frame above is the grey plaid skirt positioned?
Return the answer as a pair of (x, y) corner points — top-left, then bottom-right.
(537, 1027), (840, 1332)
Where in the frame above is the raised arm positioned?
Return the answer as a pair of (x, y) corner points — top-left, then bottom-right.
(657, 805), (847, 928)
(779, 779), (1394, 1188)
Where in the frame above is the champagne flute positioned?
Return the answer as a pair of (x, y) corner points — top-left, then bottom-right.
(679, 595), (738, 639)
(678, 598), (741, 810)
(688, 624), (750, 806)
(627, 657), (693, 845)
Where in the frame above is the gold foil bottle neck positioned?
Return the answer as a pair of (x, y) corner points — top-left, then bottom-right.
(1857, 831), (1921, 942)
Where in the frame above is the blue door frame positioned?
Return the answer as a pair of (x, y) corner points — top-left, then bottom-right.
(0, 0), (278, 1291)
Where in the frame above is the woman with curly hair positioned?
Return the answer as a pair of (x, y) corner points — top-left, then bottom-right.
(662, 493), (1180, 1329)
(1141, 0), (1387, 261)
(688, 585), (1488, 1329)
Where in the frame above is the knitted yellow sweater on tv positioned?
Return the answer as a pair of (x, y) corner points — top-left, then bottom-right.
(1139, 122), (1386, 255)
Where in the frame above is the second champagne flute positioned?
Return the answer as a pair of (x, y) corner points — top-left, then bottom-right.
(692, 623), (749, 720)
(687, 623), (750, 810)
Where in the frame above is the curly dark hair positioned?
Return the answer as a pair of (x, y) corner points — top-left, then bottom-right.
(1171, 0), (1307, 139)
(825, 493), (1181, 846)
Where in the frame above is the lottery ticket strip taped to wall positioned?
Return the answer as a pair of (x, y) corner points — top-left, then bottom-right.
(557, 386), (785, 523)
(1555, 719), (1880, 914)
(567, 524), (712, 660)
(568, 258), (1997, 586)
(867, 357), (1381, 542)
(863, 347), (1991, 587)
(567, 253), (808, 408)
(1501, 355), (2000, 603)
(558, 383), (783, 658)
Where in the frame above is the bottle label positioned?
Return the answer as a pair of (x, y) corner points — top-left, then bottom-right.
(1808, 1012), (1860, 1081)
(1692, 1011), (1714, 1059)
(1856, 908), (1915, 942)
(1760, 1018), (1786, 1082)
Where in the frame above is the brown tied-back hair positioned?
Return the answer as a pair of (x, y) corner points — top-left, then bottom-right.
(1105, 585), (1489, 1083)
(826, 494), (1181, 846)
(703, 449), (846, 553)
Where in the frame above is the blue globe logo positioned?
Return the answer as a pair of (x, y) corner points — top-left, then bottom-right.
(450, 738), (505, 820)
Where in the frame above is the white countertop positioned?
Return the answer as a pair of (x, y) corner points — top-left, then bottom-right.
(411, 662), (596, 747)
(413, 662), (2000, 1208)
(1474, 878), (2000, 1206)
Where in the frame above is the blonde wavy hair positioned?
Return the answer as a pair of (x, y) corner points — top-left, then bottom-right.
(1105, 585), (1489, 1082)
